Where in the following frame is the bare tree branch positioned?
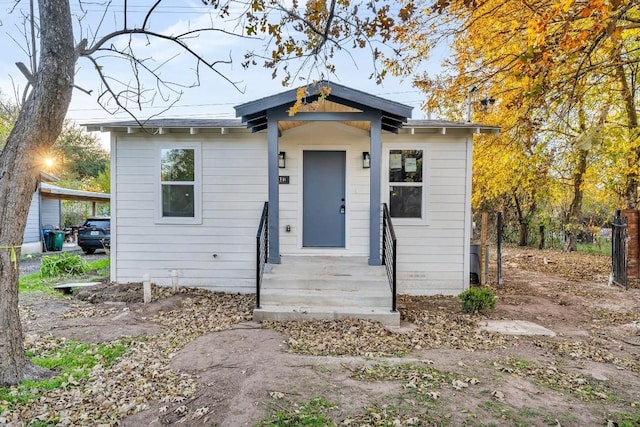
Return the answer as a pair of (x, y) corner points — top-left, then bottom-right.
(142, 0), (163, 30)
(15, 62), (34, 85)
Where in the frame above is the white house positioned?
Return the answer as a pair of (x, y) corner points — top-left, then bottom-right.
(86, 82), (497, 326)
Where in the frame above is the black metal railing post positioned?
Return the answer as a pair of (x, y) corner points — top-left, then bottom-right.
(255, 234), (260, 308)
(382, 203), (397, 312)
(612, 210), (628, 288)
(264, 206), (269, 266)
(392, 235), (397, 312)
(382, 208), (388, 266)
(256, 202), (269, 308)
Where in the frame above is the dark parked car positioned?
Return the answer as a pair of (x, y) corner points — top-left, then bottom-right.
(77, 217), (110, 254)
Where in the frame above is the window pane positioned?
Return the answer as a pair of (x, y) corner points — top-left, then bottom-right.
(162, 184), (194, 217)
(389, 150), (423, 183)
(390, 186), (422, 218)
(161, 149), (194, 181)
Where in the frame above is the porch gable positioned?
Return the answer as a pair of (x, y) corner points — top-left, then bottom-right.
(234, 81), (413, 266)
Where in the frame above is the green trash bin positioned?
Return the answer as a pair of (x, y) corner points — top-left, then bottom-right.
(51, 231), (65, 251)
(42, 229), (54, 251)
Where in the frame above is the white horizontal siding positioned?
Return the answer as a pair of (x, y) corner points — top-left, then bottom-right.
(382, 136), (470, 295)
(40, 198), (60, 228)
(23, 192), (40, 244)
(431, 185), (466, 195)
(113, 134), (267, 292)
(111, 127), (471, 297)
(117, 234), (254, 245)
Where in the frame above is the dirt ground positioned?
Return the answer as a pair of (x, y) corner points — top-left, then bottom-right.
(5, 246), (640, 426)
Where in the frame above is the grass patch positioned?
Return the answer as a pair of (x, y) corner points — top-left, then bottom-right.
(353, 362), (459, 385)
(478, 400), (513, 421)
(605, 408), (640, 427)
(577, 242), (611, 256)
(19, 257), (110, 294)
(495, 357), (615, 401)
(475, 401), (544, 427)
(0, 338), (128, 408)
(344, 403), (432, 426)
(88, 258), (110, 279)
(19, 272), (60, 294)
(352, 363), (464, 403)
(545, 412), (578, 426)
(257, 397), (434, 427)
(256, 397), (336, 427)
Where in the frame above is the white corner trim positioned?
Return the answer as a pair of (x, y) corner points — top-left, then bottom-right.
(463, 136), (473, 290)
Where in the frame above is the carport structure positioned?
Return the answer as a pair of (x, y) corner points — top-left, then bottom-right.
(39, 182), (110, 216)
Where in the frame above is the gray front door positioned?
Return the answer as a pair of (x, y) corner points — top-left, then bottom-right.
(303, 151), (346, 247)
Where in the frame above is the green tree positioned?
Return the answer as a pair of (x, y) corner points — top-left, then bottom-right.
(46, 123), (109, 181)
(89, 165), (110, 193)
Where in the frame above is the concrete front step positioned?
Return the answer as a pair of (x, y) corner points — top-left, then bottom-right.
(261, 276), (390, 291)
(260, 289), (390, 308)
(253, 305), (400, 327)
(255, 255), (398, 326)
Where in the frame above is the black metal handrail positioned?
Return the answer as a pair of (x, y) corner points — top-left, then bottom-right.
(256, 202), (269, 308)
(382, 203), (397, 312)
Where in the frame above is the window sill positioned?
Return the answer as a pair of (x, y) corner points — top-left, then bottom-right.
(154, 217), (202, 225)
(390, 218), (429, 226)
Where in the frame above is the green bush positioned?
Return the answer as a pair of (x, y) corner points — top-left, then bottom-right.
(458, 287), (496, 314)
(40, 253), (90, 278)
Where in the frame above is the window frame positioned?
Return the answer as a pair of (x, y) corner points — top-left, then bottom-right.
(382, 144), (429, 225)
(154, 141), (202, 225)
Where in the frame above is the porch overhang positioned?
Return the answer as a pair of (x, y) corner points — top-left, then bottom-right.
(235, 81), (412, 134)
(234, 81), (413, 266)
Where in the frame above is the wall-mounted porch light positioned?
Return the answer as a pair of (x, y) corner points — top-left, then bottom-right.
(278, 152), (286, 168)
(363, 152), (370, 169)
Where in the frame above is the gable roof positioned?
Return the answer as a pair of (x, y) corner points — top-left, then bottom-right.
(234, 80), (413, 133)
(83, 83), (499, 135)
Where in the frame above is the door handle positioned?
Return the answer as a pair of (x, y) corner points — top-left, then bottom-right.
(340, 205), (345, 214)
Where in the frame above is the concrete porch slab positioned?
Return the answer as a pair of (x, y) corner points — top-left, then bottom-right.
(479, 320), (556, 337)
(254, 306), (400, 327)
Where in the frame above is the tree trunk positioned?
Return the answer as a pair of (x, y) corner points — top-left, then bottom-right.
(564, 148), (588, 252)
(0, 0), (75, 385)
(538, 224), (545, 250)
(513, 193), (534, 247)
(518, 221), (528, 247)
(513, 195), (528, 246)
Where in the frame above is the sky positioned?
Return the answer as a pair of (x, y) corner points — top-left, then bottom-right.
(0, 0), (444, 132)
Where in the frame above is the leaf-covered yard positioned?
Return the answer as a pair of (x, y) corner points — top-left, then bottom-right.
(2, 246), (639, 426)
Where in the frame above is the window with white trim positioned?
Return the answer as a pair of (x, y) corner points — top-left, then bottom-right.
(156, 143), (201, 224)
(388, 149), (425, 221)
